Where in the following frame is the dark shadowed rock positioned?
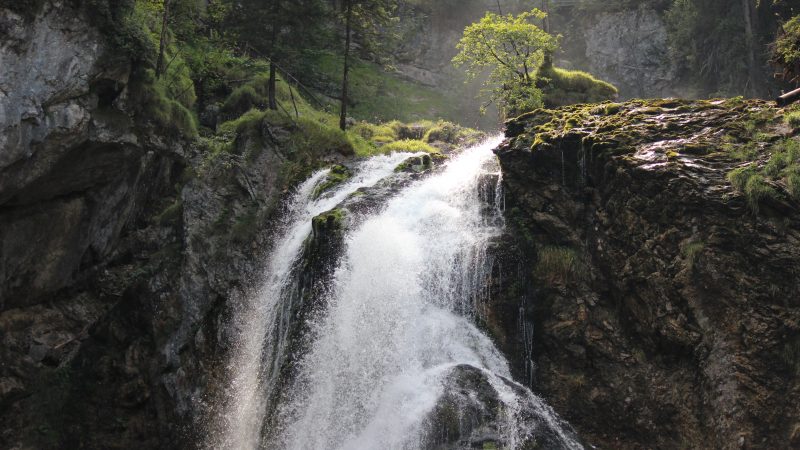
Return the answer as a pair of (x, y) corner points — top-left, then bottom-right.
(492, 99), (800, 449)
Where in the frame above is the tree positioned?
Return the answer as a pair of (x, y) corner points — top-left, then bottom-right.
(452, 9), (558, 118)
(338, 0), (398, 130)
(773, 15), (800, 86)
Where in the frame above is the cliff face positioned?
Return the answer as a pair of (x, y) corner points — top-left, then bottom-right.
(0, 3), (311, 448)
(493, 99), (800, 449)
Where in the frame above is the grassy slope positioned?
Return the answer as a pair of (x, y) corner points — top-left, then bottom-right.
(304, 52), (468, 125)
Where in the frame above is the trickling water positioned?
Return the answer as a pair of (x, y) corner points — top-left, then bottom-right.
(214, 137), (581, 450)
(215, 152), (419, 450)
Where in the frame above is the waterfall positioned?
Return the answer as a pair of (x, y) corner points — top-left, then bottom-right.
(215, 153), (420, 450)
(214, 137), (581, 450)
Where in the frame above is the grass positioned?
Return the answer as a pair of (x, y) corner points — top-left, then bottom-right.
(306, 52), (463, 123)
(534, 246), (579, 284)
(681, 241), (705, 270)
(727, 165), (777, 213)
(380, 139), (438, 154)
(785, 110), (800, 128)
(724, 113), (799, 212)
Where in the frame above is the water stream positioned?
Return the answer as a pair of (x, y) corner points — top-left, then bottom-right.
(215, 137), (581, 450)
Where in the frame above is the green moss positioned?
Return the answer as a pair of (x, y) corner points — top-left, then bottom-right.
(218, 109), (267, 135)
(222, 85), (266, 119)
(313, 165), (353, 199)
(380, 139), (438, 154)
(133, 69), (198, 138)
(423, 120), (483, 145)
(312, 208), (348, 233)
(350, 122), (400, 147)
(536, 66), (618, 108)
(394, 154), (435, 173)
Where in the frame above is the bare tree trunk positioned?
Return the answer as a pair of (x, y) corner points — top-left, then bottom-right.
(339, 0), (353, 131)
(268, 0), (280, 110)
(542, 0), (550, 33)
(741, 0), (758, 96)
(156, 0), (171, 79)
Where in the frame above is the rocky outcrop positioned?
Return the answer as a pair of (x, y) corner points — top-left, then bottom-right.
(0, 2), (165, 309)
(0, 3), (316, 448)
(493, 99), (800, 449)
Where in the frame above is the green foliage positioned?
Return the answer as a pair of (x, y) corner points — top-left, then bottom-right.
(773, 15), (800, 85)
(785, 110), (800, 128)
(727, 137), (800, 211)
(380, 139), (438, 154)
(453, 9), (558, 118)
(536, 66), (618, 108)
(309, 52), (461, 123)
(728, 167), (777, 213)
(351, 122), (398, 144)
(222, 85), (266, 120)
(133, 69), (199, 137)
(534, 246), (579, 284)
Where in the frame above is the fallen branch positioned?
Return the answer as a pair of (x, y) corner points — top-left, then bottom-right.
(776, 86), (800, 107)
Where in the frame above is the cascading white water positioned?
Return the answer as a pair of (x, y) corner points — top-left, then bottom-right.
(271, 137), (582, 450)
(215, 152), (420, 450)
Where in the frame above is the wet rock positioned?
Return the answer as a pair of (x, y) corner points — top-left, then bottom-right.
(493, 99), (800, 449)
(422, 364), (580, 450)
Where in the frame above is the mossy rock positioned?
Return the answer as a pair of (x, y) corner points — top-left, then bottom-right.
(313, 165), (353, 199)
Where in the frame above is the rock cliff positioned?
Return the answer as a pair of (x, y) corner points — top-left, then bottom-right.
(0, 2), (322, 447)
(493, 99), (800, 449)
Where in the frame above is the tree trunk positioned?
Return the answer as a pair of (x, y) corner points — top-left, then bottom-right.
(339, 0), (352, 131)
(542, 0), (550, 33)
(268, 0), (280, 110)
(268, 63), (278, 110)
(156, 0), (171, 79)
(741, 0), (758, 96)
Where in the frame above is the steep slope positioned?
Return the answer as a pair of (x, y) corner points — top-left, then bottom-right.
(493, 99), (800, 449)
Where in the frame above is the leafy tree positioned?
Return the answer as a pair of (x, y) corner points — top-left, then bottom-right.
(773, 15), (800, 86)
(338, 0), (398, 130)
(452, 9), (558, 118)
